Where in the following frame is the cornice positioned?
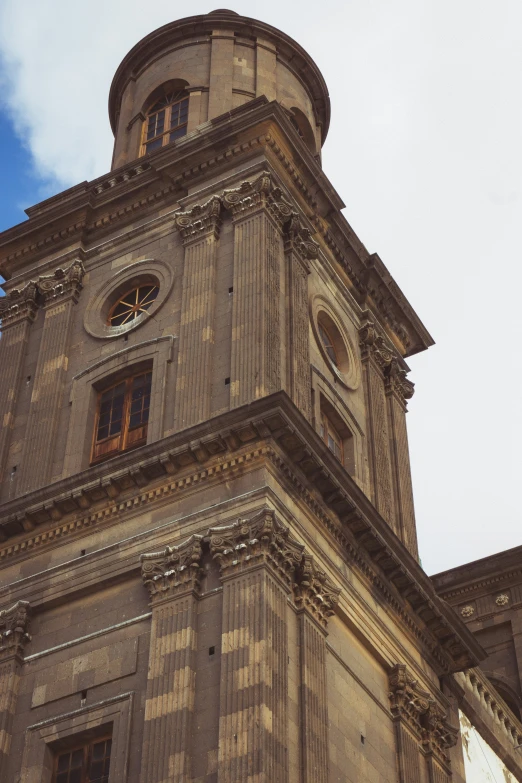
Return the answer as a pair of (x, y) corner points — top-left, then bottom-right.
(0, 101), (432, 358)
(0, 392), (483, 674)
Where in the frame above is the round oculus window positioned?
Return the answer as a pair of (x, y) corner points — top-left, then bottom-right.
(107, 285), (159, 327)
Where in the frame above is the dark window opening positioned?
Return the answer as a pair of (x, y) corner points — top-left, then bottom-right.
(142, 91), (189, 155)
(108, 285), (158, 327)
(53, 735), (111, 783)
(92, 371), (152, 464)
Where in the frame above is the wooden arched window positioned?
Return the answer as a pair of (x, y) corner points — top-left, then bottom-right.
(91, 371), (152, 463)
(142, 90), (189, 154)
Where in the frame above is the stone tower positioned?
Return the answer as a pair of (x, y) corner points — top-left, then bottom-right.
(0, 9), (520, 783)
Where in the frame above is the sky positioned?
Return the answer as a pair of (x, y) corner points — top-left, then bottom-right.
(0, 0), (520, 575)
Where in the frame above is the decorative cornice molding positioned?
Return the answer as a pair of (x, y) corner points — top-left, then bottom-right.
(140, 534), (204, 602)
(208, 508), (304, 587)
(37, 259), (85, 305)
(0, 281), (38, 327)
(174, 195), (222, 243)
(293, 552), (340, 627)
(388, 664), (458, 765)
(0, 600), (31, 659)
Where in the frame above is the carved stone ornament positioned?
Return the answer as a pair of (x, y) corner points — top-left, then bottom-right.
(385, 359), (415, 401)
(221, 172), (273, 218)
(461, 605), (475, 618)
(495, 593), (510, 606)
(208, 509), (305, 587)
(388, 664), (458, 763)
(140, 535), (204, 601)
(286, 212), (319, 262)
(0, 600), (31, 657)
(359, 321), (394, 367)
(174, 195), (222, 242)
(293, 552), (340, 627)
(0, 281), (38, 326)
(37, 259), (85, 304)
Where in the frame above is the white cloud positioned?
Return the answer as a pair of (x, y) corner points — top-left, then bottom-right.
(0, 0), (520, 573)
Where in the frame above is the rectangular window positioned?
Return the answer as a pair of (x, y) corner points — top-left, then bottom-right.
(321, 413), (344, 464)
(92, 371), (152, 463)
(53, 736), (111, 783)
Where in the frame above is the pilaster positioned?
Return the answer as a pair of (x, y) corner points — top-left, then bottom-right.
(284, 214), (318, 422)
(209, 509), (303, 783)
(0, 600), (31, 778)
(223, 173), (288, 408)
(293, 554), (340, 783)
(17, 260), (85, 495)
(139, 535), (204, 783)
(385, 359), (419, 559)
(359, 321), (397, 531)
(389, 664), (458, 783)
(0, 283), (38, 484)
(174, 197), (222, 430)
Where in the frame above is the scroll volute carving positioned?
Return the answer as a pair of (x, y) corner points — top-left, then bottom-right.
(0, 600), (31, 659)
(141, 534), (204, 603)
(388, 664), (458, 762)
(221, 172), (273, 218)
(174, 195), (222, 242)
(37, 259), (85, 304)
(0, 282), (38, 326)
(385, 359), (415, 402)
(294, 553), (340, 628)
(208, 509), (305, 587)
(285, 212), (319, 263)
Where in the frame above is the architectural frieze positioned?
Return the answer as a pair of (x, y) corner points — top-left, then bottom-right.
(0, 600), (31, 659)
(0, 281), (38, 327)
(141, 534), (204, 601)
(174, 195), (222, 242)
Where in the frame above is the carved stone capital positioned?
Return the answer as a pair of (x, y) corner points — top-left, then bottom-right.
(388, 664), (458, 763)
(140, 534), (204, 602)
(208, 509), (304, 586)
(384, 359), (415, 402)
(293, 553), (340, 628)
(174, 195), (222, 243)
(285, 213), (319, 263)
(0, 281), (38, 327)
(37, 260), (85, 305)
(359, 321), (395, 368)
(222, 172), (273, 219)
(0, 600), (31, 659)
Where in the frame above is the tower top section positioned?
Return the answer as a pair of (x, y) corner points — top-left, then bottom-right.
(108, 10), (331, 169)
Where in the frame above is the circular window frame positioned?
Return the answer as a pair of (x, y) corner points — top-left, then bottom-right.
(84, 259), (173, 339)
(310, 294), (360, 390)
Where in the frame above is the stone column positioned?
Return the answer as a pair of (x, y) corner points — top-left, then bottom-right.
(17, 261), (84, 495)
(209, 509), (304, 783)
(385, 360), (419, 559)
(139, 535), (204, 783)
(223, 174), (288, 408)
(389, 664), (458, 783)
(284, 215), (318, 422)
(0, 601), (31, 778)
(359, 322), (397, 531)
(174, 197), (222, 430)
(293, 554), (340, 783)
(0, 283), (38, 485)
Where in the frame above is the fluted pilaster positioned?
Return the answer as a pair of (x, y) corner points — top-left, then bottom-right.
(0, 283), (38, 484)
(17, 261), (84, 495)
(139, 535), (204, 783)
(0, 601), (31, 778)
(174, 197), (222, 430)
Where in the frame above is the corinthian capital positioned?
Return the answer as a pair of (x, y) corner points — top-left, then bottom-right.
(174, 196), (222, 242)
(420, 700), (459, 762)
(285, 213), (319, 262)
(359, 321), (395, 367)
(208, 509), (304, 586)
(385, 359), (415, 402)
(140, 535), (204, 602)
(0, 281), (38, 327)
(294, 553), (340, 627)
(0, 600), (31, 659)
(37, 260), (85, 305)
(222, 172), (273, 218)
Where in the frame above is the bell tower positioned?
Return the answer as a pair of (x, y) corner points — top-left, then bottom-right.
(0, 10), (496, 783)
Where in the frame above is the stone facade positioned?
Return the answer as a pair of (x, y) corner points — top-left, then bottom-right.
(0, 9), (520, 783)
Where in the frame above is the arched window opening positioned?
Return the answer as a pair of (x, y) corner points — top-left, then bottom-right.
(142, 89), (189, 154)
(108, 284), (159, 327)
(318, 322), (338, 368)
